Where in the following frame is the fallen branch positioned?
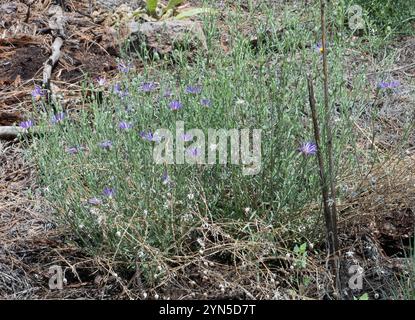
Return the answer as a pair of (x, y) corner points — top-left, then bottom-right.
(43, 37), (63, 90)
(43, 4), (65, 101)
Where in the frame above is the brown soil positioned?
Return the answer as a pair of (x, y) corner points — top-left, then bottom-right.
(0, 46), (46, 83)
(0, 0), (119, 119)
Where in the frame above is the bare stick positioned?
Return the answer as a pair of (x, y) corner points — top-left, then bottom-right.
(43, 4), (65, 102)
(25, 3), (31, 23)
(43, 36), (63, 90)
(320, 0), (339, 252)
(307, 75), (336, 255)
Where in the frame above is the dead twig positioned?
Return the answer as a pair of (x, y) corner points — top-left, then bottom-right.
(307, 74), (337, 262)
(320, 0), (339, 256)
(42, 4), (65, 103)
(43, 37), (63, 90)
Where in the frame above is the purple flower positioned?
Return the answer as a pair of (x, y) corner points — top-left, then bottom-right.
(99, 140), (113, 149)
(298, 142), (317, 156)
(140, 131), (161, 142)
(31, 85), (45, 100)
(315, 41), (331, 54)
(117, 61), (132, 73)
(200, 98), (211, 107)
(185, 85), (202, 94)
(97, 77), (107, 86)
(114, 83), (122, 93)
(377, 80), (400, 89)
(161, 170), (171, 185)
(119, 121), (133, 130)
(315, 42), (324, 54)
(169, 100), (183, 111)
(113, 83), (129, 98)
(181, 133), (193, 142)
(65, 146), (80, 154)
(88, 197), (102, 205)
(140, 131), (153, 141)
(186, 146), (202, 157)
(103, 187), (115, 198)
(140, 82), (158, 92)
(51, 112), (65, 124)
(19, 120), (34, 129)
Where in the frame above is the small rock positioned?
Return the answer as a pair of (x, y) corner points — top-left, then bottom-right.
(128, 20), (207, 55)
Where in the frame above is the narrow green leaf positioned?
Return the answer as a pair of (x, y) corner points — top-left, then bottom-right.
(146, 0), (158, 16)
(175, 8), (216, 20)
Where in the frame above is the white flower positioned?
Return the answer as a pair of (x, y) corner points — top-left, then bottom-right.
(154, 293), (159, 300)
(346, 251), (354, 258)
(197, 238), (205, 248)
(209, 144), (218, 151)
(116, 231), (121, 237)
(244, 207), (250, 214)
(187, 193), (194, 200)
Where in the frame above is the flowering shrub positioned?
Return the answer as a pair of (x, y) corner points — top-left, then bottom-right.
(29, 3), (374, 286)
